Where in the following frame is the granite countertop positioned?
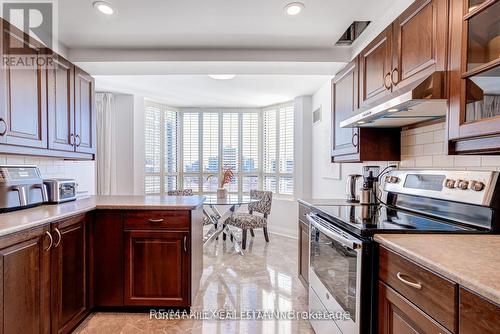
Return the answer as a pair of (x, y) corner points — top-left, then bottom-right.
(298, 198), (355, 207)
(375, 234), (500, 305)
(0, 195), (206, 237)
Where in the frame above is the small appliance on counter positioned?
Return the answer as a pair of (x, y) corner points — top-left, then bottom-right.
(345, 174), (361, 203)
(43, 178), (77, 203)
(360, 165), (380, 205)
(0, 165), (47, 212)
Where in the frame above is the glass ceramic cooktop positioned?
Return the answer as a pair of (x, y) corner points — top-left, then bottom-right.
(314, 204), (477, 236)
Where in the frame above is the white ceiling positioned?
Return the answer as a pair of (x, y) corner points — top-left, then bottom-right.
(59, 0), (398, 50)
(95, 75), (331, 107)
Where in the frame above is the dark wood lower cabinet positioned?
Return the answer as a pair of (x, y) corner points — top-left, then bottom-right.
(51, 214), (89, 334)
(297, 219), (309, 288)
(378, 282), (452, 334)
(459, 287), (500, 334)
(124, 230), (190, 307)
(0, 225), (51, 334)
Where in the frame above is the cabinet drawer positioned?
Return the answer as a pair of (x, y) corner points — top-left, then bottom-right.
(379, 246), (457, 332)
(124, 211), (190, 230)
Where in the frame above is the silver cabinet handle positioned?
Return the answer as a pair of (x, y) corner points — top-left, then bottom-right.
(183, 235), (187, 252)
(70, 133), (75, 145)
(75, 134), (81, 147)
(54, 228), (62, 248)
(397, 272), (422, 289)
(384, 72), (392, 90)
(0, 118), (7, 136)
(148, 218), (165, 223)
(44, 231), (53, 251)
(391, 68), (399, 86)
(352, 133), (359, 147)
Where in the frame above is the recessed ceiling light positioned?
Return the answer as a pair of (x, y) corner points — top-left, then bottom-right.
(388, 108), (399, 113)
(93, 1), (114, 15)
(208, 74), (236, 80)
(284, 2), (305, 16)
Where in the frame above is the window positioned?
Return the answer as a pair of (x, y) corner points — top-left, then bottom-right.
(144, 100), (179, 194)
(264, 103), (294, 195)
(144, 102), (294, 196)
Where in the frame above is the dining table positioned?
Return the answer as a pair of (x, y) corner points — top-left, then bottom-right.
(202, 194), (259, 255)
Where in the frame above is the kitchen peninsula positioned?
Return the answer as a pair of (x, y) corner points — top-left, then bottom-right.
(0, 195), (205, 334)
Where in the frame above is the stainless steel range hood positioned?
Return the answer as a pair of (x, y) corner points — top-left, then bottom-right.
(340, 72), (447, 128)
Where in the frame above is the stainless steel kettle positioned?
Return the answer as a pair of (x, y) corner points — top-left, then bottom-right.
(346, 174), (361, 203)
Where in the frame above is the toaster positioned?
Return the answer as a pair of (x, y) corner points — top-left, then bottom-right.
(43, 178), (77, 203)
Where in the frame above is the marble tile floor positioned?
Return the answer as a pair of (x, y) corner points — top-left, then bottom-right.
(73, 230), (314, 334)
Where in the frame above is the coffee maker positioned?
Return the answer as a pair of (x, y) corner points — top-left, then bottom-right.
(360, 166), (380, 205)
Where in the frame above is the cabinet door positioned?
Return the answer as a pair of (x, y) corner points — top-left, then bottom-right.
(0, 30), (47, 148)
(0, 226), (51, 334)
(378, 282), (452, 334)
(392, 0), (448, 88)
(51, 215), (88, 334)
(459, 287), (500, 334)
(74, 67), (96, 154)
(297, 219), (309, 287)
(332, 59), (360, 160)
(124, 230), (190, 307)
(47, 57), (75, 152)
(359, 26), (393, 108)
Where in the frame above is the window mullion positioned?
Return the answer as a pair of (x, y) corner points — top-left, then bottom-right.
(198, 111), (203, 193)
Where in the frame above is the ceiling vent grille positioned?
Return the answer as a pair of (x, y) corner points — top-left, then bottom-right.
(335, 21), (371, 46)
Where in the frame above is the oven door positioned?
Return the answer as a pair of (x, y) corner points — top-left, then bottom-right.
(307, 213), (362, 334)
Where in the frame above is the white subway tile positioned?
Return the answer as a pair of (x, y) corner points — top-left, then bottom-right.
(415, 155), (433, 167)
(432, 155), (455, 168)
(415, 133), (434, 145)
(403, 127), (425, 136)
(423, 143), (444, 156)
(481, 156), (500, 168)
(0, 155), (7, 164)
(420, 122), (445, 133)
(433, 130), (446, 143)
(454, 155), (482, 167)
(407, 145), (424, 156)
(401, 134), (416, 146)
(6, 156), (25, 165)
(400, 156), (415, 168)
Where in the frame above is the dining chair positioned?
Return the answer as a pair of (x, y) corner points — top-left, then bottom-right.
(225, 190), (272, 250)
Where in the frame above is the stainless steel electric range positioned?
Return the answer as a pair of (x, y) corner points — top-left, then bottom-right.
(306, 170), (500, 334)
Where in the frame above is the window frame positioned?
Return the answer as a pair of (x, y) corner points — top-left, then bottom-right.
(144, 102), (294, 198)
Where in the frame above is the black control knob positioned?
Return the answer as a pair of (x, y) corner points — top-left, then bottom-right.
(457, 180), (469, 190)
(444, 179), (456, 189)
(470, 180), (485, 192)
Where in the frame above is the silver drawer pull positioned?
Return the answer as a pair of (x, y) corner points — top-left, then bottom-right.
(148, 218), (165, 223)
(397, 272), (422, 290)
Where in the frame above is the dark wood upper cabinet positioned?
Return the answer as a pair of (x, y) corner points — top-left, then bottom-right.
(0, 225), (52, 334)
(124, 230), (190, 307)
(332, 59), (401, 162)
(392, 0), (448, 89)
(332, 59), (360, 159)
(74, 67), (96, 154)
(448, 0), (500, 154)
(51, 214), (89, 334)
(0, 29), (47, 149)
(47, 57), (75, 152)
(359, 26), (393, 108)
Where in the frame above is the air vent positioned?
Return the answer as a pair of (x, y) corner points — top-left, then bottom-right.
(313, 107), (322, 124)
(335, 21), (371, 46)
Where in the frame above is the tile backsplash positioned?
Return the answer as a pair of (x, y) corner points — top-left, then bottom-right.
(0, 155), (96, 196)
(400, 122), (500, 171)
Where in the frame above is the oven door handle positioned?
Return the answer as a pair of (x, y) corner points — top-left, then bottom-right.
(306, 214), (361, 250)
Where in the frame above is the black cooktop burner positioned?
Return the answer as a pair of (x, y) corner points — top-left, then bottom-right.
(312, 204), (482, 237)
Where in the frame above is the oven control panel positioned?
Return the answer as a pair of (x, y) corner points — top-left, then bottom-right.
(383, 170), (499, 206)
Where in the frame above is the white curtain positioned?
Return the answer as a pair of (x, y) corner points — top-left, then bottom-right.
(96, 92), (117, 195)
